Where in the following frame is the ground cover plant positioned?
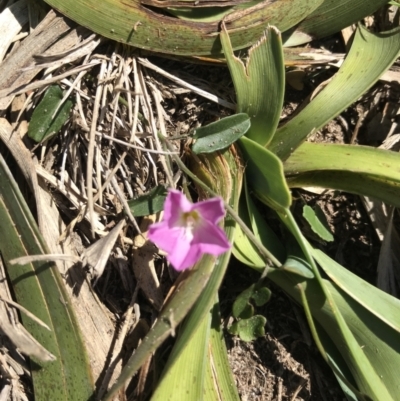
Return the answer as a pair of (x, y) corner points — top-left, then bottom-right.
(0, 0), (400, 400)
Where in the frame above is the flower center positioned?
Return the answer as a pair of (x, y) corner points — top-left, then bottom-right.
(180, 210), (200, 241)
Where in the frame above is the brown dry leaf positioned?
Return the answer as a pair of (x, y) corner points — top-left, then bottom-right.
(81, 219), (126, 285)
(361, 194), (400, 297)
(132, 215), (164, 311)
(377, 207), (400, 297)
(286, 69), (305, 91)
(0, 9), (99, 110)
(0, 0), (29, 62)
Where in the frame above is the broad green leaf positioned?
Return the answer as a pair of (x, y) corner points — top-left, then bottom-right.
(311, 247), (400, 398)
(221, 24), (285, 145)
(282, 256), (314, 279)
(281, 234), (314, 278)
(284, 142), (400, 208)
(251, 286), (271, 306)
(269, 25), (400, 160)
(192, 113), (250, 154)
(233, 190), (269, 269)
(0, 154), (93, 401)
(239, 136), (291, 211)
(104, 146), (243, 400)
(228, 315), (266, 342)
(303, 205), (334, 242)
(28, 85), (73, 143)
(232, 283), (271, 319)
(283, 0), (390, 46)
(44, 0), (323, 56)
(127, 185), (168, 216)
(233, 223), (266, 268)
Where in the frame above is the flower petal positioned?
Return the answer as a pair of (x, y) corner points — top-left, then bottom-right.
(148, 222), (182, 254)
(193, 197), (225, 224)
(148, 190), (230, 271)
(163, 189), (193, 226)
(167, 238), (202, 271)
(148, 221), (200, 271)
(193, 220), (231, 256)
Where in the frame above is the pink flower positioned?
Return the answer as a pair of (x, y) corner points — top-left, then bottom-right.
(148, 189), (231, 271)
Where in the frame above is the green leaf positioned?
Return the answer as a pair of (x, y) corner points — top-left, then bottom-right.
(239, 136), (291, 212)
(151, 305), (211, 401)
(228, 315), (267, 342)
(153, 297), (241, 401)
(282, 256), (314, 279)
(312, 249), (400, 334)
(244, 181), (286, 262)
(252, 286), (271, 306)
(232, 283), (271, 319)
(221, 25), (285, 146)
(275, 210), (395, 400)
(43, 0), (323, 56)
(233, 181), (286, 269)
(284, 142), (400, 208)
(192, 113), (250, 154)
(28, 85), (73, 143)
(205, 302), (241, 401)
(270, 25), (400, 160)
(283, 0), (390, 46)
(127, 185), (168, 216)
(0, 154), (93, 401)
(303, 205), (334, 242)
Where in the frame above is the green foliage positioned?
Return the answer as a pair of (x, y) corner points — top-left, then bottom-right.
(220, 25), (285, 145)
(223, 20), (400, 401)
(285, 142), (400, 208)
(0, 155), (93, 401)
(303, 205), (334, 242)
(192, 113), (250, 154)
(228, 283), (270, 342)
(232, 283), (271, 319)
(283, 0), (389, 46)
(43, 0), (324, 55)
(239, 136), (291, 212)
(28, 85), (73, 143)
(270, 25), (400, 160)
(228, 315), (267, 342)
(127, 185), (168, 216)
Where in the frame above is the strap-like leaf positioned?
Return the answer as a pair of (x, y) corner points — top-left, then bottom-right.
(0, 154), (94, 401)
(270, 25), (400, 160)
(284, 142), (400, 208)
(284, 0), (389, 46)
(44, 0), (322, 55)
